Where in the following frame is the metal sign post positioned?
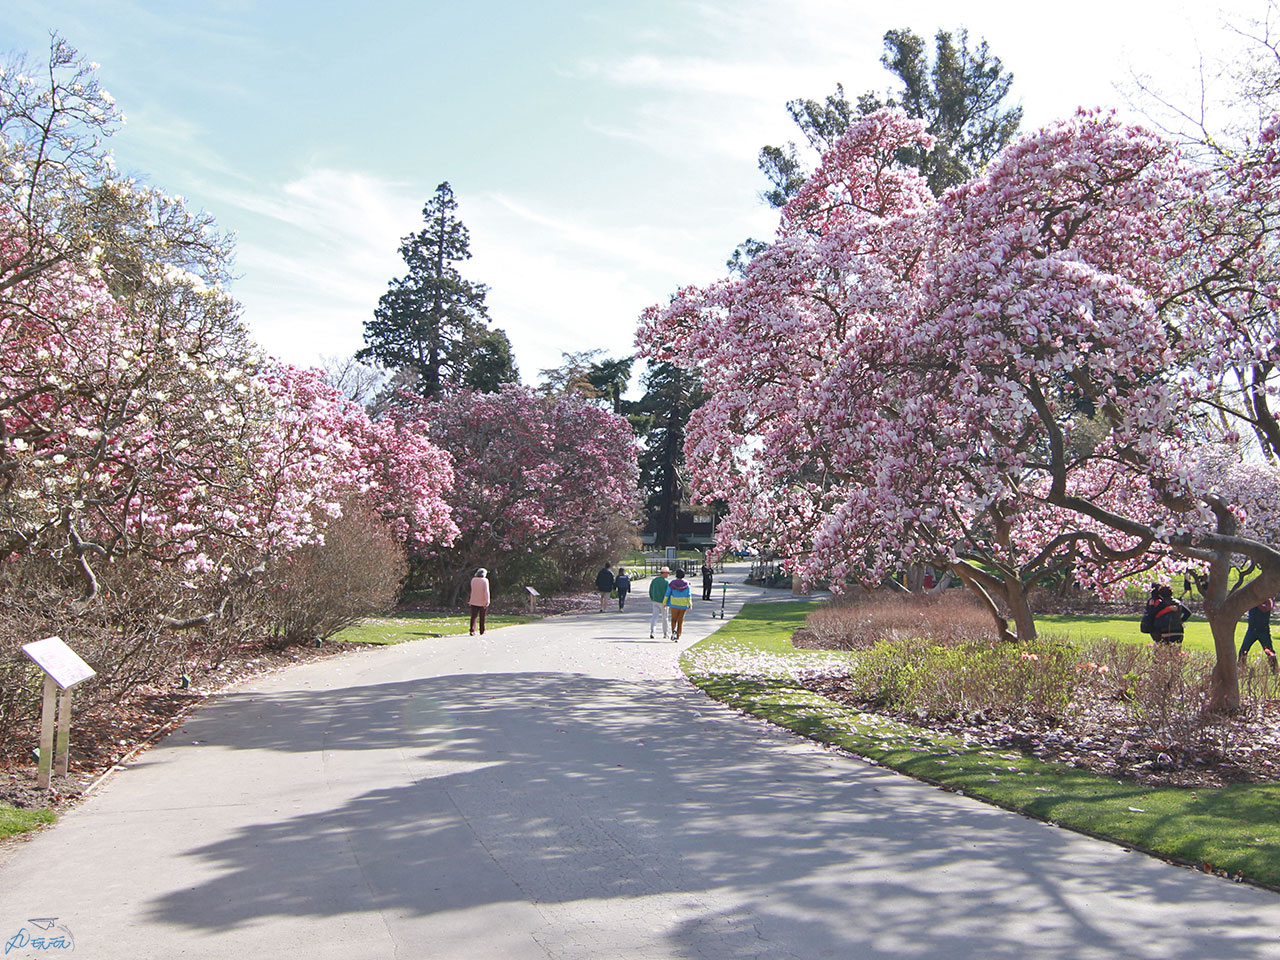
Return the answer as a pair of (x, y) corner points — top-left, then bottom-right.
(21, 637), (96, 789)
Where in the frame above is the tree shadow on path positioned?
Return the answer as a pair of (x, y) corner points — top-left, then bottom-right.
(147, 672), (1276, 958)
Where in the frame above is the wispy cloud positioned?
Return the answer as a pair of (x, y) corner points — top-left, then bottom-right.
(206, 168), (420, 365)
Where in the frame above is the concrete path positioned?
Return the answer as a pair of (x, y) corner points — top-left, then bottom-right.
(1, 571), (1278, 959)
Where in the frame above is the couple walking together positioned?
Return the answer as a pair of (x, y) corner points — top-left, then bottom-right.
(649, 566), (691, 640)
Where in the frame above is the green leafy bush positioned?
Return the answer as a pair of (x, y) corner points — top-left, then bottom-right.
(848, 637), (1074, 722)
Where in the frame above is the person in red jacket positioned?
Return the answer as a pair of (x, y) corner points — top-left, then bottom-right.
(1140, 585), (1190, 644)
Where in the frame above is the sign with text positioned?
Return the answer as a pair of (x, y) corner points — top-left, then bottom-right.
(21, 637), (96, 690)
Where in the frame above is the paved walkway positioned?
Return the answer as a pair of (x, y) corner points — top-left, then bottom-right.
(1, 572), (1278, 959)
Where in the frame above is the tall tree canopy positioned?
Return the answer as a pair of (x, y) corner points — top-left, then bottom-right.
(643, 103), (1280, 712)
(538, 349), (634, 416)
(633, 361), (705, 548)
(415, 384), (639, 601)
(758, 26), (1021, 205)
(359, 182), (518, 398)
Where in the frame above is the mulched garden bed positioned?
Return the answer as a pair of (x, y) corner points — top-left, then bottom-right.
(793, 629), (1280, 791)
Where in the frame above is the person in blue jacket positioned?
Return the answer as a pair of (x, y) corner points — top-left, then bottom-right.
(1239, 597), (1277, 674)
(615, 568), (631, 610)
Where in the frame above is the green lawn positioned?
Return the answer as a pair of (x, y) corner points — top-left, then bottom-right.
(1035, 613), (1219, 655)
(332, 611), (539, 645)
(0, 804), (54, 839)
(683, 600), (1280, 888)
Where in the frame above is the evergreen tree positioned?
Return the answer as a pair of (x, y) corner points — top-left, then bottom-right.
(359, 182), (518, 398)
(634, 362), (705, 548)
(759, 26), (1021, 204)
(537, 349), (635, 416)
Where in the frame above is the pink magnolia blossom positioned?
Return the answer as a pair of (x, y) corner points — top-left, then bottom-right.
(412, 384), (639, 593)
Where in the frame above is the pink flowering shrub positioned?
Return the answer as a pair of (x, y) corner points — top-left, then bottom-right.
(415, 384), (640, 600)
(0, 238), (457, 733)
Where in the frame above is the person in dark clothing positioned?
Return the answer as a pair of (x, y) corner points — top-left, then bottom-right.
(1140, 585), (1191, 644)
(1180, 569), (1197, 599)
(596, 563), (615, 613)
(1238, 597), (1277, 673)
(615, 568), (631, 610)
(1141, 583), (1163, 640)
(701, 563), (714, 602)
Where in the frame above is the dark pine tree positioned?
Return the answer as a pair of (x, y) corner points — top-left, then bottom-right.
(759, 26), (1022, 204)
(634, 361), (705, 549)
(359, 182), (518, 398)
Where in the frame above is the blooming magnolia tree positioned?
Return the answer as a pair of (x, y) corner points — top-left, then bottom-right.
(641, 106), (1280, 711)
(0, 40), (460, 732)
(413, 384), (639, 600)
(903, 112), (1280, 711)
(639, 110), (1173, 643)
(1, 219), (455, 606)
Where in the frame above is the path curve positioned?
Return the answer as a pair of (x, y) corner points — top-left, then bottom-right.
(0, 571), (1277, 959)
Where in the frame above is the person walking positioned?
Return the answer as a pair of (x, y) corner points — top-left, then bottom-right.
(1180, 568), (1197, 600)
(1141, 585), (1191, 644)
(701, 562), (714, 602)
(665, 568), (693, 641)
(1238, 597), (1277, 673)
(615, 568), (631, 610)
(595, 563), (615, 613)
(649, 566), (671, 638)
(469, 568), (491, 636)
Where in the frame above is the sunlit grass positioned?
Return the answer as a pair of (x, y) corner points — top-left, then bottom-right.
(332, 612), (539, 645)
(0, 804), (54, 839)
(683, 601), (1280, 888)
(1036, 614), (1217, 655)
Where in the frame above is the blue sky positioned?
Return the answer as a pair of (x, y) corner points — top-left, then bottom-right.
(4, 1), (1264, 381)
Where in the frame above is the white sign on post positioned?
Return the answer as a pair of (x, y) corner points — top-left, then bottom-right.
(22, 637), (96, 789)
(22, 637), (96, 691)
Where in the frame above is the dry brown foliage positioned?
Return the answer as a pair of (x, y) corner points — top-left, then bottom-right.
(249, 498), (407, 649)
(799, 590), (998, 650)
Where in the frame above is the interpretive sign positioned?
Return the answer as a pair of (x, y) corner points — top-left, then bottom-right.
(22, 637), (96, 691)
(21, 637), (96, 789)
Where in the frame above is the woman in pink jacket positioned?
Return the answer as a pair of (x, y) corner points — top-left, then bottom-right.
(469, 568), (491, 635)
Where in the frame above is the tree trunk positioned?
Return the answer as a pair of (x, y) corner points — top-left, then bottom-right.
(949, 562), (1017, 643)
(1203, 605), (1242, 714)
(1200, 555), (1242, 714)
(1004, 579), (1038, 644)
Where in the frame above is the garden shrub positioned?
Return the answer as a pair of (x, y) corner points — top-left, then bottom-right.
(0, 555), (194, 742)
(847, 637), (1074, 722)
(805, 590), (997, 650)
(250, 498), (407, 648)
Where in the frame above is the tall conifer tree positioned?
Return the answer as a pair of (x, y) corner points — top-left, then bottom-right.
(360, 182), (517, 398)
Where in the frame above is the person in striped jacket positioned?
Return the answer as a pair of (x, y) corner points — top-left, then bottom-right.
(665, 568), (693, 640)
